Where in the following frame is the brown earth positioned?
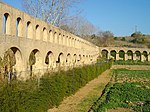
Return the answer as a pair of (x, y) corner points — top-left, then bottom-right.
(48, 69), (111, 112)
(111, 65), (150, 70)
(48, 65), (147, 112)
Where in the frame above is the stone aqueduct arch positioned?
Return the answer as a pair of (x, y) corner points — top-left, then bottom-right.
(2, 2), (150, 80)
(100, 47), (150, 62)
(0, 2), (99, 79)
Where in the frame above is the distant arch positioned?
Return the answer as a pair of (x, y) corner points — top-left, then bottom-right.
(135, 51), (141, 61)
(101, 49), (108, 59)
(143, 51), (148, 61)
(119, 50), (125, 60)
(110, 50), (116, 60)
(127, 50), (133, 60)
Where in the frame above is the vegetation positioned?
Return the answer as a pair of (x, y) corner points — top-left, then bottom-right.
(0, 60), (112, 112)
(22, 0), (81, 26)
(91, 69), (150, 112)
(114, 60), (150, 65)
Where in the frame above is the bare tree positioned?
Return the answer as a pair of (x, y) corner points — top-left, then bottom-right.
(97, 31), (114, 46)
(60, 16), (98, 36)
(22, 0), (81, 26)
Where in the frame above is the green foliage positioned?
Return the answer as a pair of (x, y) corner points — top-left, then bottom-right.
(114, 37), (117, 40)
(127, 51), (133, 56)
(147, 44), (150, 48)
(131, 31), (142, 38)
(0, 61), (112, 112)
(121, 37), (126, 41)
(91, 69), (150, 112)
(114, 60), (150, 65)
(131, 38), (145, 44)
(119, 51), (125, 58)
(110, 51), (116, 58)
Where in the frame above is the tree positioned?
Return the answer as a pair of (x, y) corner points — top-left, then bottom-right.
(97, 31), (114, 47)
(60, 16), (98, 36)
(22, 0), (81, 26)
(121, 37), (126, 41)
(131, 31), (142, 38)
(97, 31), (114, 37)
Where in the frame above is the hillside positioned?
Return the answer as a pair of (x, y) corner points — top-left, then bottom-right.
(83, 35), (150, 48)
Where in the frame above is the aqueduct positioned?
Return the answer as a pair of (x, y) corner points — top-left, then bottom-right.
(0, 2), (150, 79)
(0, 2), (99, 79)
(100, 47), (150, 61)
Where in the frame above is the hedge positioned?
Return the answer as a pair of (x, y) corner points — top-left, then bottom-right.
(0, 60), (112, 112)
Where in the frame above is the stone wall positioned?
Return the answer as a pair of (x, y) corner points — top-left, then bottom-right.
(0, 2), (99, 79)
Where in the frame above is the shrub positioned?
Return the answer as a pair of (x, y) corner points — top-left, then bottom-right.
(0, 60), (112, 112)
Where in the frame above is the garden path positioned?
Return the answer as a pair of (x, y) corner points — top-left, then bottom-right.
(48, 69), (111, 112)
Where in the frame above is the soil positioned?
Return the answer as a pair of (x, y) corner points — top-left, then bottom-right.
(48, 65), (146, 112)
(48, 69), (111, 112)
(112, 65), (150, 70)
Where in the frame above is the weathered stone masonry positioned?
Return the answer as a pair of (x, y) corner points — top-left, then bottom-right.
(100, 47), (150, 61)
(0, 2), (99, 79)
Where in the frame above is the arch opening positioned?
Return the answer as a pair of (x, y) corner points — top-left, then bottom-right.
(16, 17), (22, 37)
(49, 30), (53, 42)
(57, 53), (64, 66)
(45, 51), (54, 68)
(2, 47), (23, 79)
(54, 32), (57, 43)
(110, 50), (116, 60)
(3, 13), (11, 35)
(66, 53), (72, 66)
(101, 49), (108, 59)
(26, 21), (33, 39)
(73, 54), (77, 64)
(29, 49), (42, 74)
(35, 25), (40, 40)
(43, 27), (47, 41)
(119, 50), (125, 60)
(143, 51), (148, 61)
(127, 50), (133, 60)
(135, 51), (141, 61)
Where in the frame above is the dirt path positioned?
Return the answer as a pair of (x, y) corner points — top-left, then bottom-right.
(48, 69), (111, 112)
(112, 65), (150, 70)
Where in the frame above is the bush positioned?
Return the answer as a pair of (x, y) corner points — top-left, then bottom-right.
(0, 60), (112, 112)
(121, 37), (125, 41)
